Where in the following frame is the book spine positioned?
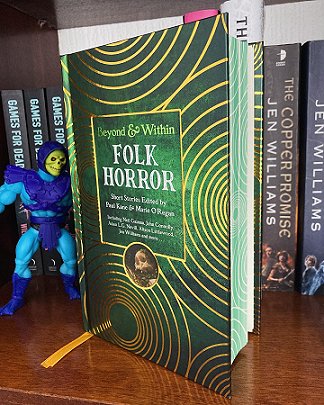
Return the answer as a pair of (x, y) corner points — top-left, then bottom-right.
(1, 89), (43, 276)
(229, 35), (249, 361)
(24, 87), (54, 276)
(220, 0), (264, 331)
(44, 86), (76, 275)
(24, 87), (64, 276)
(45, 86), (67, 147)
(253, 42), (263, 334)
(262, 44), (300, 291)
(45, 86), (74, 234)
(23, 88), (50, 170)
(220, 0), (264, 44)
(296, 40), (324, 296)
(45, 87), (72, 231)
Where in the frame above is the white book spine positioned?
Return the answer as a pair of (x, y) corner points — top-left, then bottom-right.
(220, 0), (264, 43)
(58, 16), (183, 55)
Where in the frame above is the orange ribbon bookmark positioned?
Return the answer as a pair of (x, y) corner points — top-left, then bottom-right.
(41, 332), (93, 368)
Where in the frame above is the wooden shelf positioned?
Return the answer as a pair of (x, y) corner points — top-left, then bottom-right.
(0, 2), (323, 404)
(0, 276), (323, 404)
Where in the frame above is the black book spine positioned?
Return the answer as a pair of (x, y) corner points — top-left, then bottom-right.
(45, 87), (75, 238)
(45, 86), (67, 147)
(262, 44), (300, 291)
(45, 86), (72, 225)
(24, 87), (62, 276)
(23, 88), (49, 169)
(1, 89), (43, 276)
(296, 40), (324, 296)
(44, 86), (73, 275)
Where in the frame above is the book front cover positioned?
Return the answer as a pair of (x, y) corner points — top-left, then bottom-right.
(92, 110), (184, 263)
(62, 16), (232, 396)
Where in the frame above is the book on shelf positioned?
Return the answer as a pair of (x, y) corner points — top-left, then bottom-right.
(296, 40), (324, 296)
(23, 88), (50, 169)
(220, 0), (264, 44)
(24, 87), (62, 276)
(61, 15), (259, 397)
(220, 0), (264, 332)
(262, 43), (301, 292)
(251, 42), (263, 325)
(45, 86), (68, 147)
(44, 86), (76, 274)
(0, 89), (43, 276)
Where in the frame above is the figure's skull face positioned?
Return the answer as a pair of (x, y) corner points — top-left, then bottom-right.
(45, 150), (66, 176)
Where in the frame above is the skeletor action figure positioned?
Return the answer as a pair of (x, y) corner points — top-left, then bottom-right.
(0, 141), (80, 316)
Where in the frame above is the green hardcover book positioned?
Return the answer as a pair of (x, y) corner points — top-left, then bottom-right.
(62, 15), (252, 397)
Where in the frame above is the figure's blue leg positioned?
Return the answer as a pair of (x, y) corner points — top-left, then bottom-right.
(0, 228), (40, 316)
(57, 229), (80, 300)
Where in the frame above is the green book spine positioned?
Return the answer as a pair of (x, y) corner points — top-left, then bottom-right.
(229, 36), (248, 362)
(61, 15), (248, 397)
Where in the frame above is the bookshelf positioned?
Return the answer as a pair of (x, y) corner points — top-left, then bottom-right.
(0, 0), (221, 287)
(0, 3), (62, 285)
(0, 276), (323, 404)
(0, 1), (323, 403)
(0, 0), (309, 288)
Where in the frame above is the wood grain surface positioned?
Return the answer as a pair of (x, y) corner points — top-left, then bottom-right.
(0, 276), (323, 404)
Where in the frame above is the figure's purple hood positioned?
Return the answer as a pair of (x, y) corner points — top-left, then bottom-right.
(37, 141), (68, 173)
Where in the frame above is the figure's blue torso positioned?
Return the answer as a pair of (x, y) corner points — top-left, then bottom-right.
(0, 167), (72, 218)
(20, 172), (72, 218)
(0, 166), (74, 263)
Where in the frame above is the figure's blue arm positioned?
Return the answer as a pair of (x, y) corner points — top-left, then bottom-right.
(59, 189), (73, 214)
(0, 181), (22, 213)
